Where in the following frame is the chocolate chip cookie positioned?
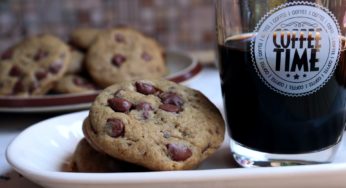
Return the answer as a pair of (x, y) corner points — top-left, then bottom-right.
(83, 79), (225, 170)
(86, 28), (166, 88)
(53, 74), (97, 94)
(0, 35), (71, 96)
(66, 48), (84, 74)
(73, 138), (147, 172)
(70, 28), (100, 50)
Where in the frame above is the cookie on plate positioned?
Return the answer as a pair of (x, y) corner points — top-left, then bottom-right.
(73, 138), (147, 172)
(70, 28), (100, 50)
(66, 48), (84, 74)
(83, 79), (225, 171)
(86, 28), (166, 88)
(53, 74), (97, 94)
(0, 35), (71, 96)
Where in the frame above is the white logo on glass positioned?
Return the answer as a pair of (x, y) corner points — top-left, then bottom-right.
(252, 2), (341, 96)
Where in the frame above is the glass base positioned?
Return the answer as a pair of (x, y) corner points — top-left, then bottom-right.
(230, 139), (341, 167)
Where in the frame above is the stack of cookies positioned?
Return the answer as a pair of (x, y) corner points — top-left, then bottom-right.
(0, 35), (72, 96)
(73, 79), (225, 172)
(71, 27), (167, 88)
(0, 27), (167, 96)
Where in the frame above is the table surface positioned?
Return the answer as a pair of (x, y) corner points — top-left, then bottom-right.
(0, 67), (224, 188)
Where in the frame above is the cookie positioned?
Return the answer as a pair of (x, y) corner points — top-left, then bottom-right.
(0, 35), (71, 96)
(70, 28), (100, 50)
(86, 28), (166, 88)
(53, 74), (97, 94)
(73, 138), (147, 172)
(66, 48), (84, 74)
(83, 79), (225, 170)
(142, 34), (165, 57)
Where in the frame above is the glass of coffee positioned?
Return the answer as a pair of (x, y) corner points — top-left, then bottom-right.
(216, 0), (346, 167)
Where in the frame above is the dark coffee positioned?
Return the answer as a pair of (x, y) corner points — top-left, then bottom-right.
(218, 34), (346, 154)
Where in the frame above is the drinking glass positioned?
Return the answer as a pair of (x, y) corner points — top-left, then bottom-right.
(216, 0), (346, 167)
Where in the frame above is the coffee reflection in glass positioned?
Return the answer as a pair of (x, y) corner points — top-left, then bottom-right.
(216, 0), (346, 167)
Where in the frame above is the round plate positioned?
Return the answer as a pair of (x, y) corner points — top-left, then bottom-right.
(0, 51), (202, 113)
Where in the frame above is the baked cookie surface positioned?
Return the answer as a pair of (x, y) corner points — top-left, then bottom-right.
(84, 79), (225, 170)
(70, 28), (100, 50)
(66, 48), (84, 74)
(73, 138), (147, 172)
(53, 74), (97, 94)
(0, 35), (71, 96)
(86, 28), (166, 88)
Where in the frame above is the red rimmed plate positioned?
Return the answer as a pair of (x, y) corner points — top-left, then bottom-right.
(0, 51), (202, 113)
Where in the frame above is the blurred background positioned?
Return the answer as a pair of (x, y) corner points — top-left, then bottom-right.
(0, 0), (214, 52)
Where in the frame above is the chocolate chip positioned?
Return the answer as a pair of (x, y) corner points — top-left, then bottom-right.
(12, 80), (24, 94)
(136, 102), (152, 111)
(159, 92), (184, 107)
(167, 143), (192, 161)
(1, 49), (13, 60)
(29, 81), (39, 94)
(35, 71), (48, 80)
(108, 98), (133, 112)
(49, 60), (63, 74)
(33, 50), (49, 61)
(136, 102), (153, 119)
(9, 66), (22, 77)
(73, 77), (95, 89)
(105, 118), (125, 138)
(141, 52), (152, 62)
(115, 34), (126, 43)
(111, 54), (126, 67)
(135, 82), (158, 95)
(73, 77), (85, 85)
(159, 104), (180, 113)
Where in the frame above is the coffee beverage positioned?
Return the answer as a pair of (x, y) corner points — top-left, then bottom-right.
(218, 34), (346, 154)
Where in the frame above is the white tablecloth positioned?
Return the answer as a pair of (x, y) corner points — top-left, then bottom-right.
(0, 67), (223, 188)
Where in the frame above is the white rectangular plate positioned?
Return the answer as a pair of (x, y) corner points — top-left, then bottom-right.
(6, 111), (346, 188)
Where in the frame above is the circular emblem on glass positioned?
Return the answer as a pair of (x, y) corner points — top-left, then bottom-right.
(252, 2), (341, 96)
